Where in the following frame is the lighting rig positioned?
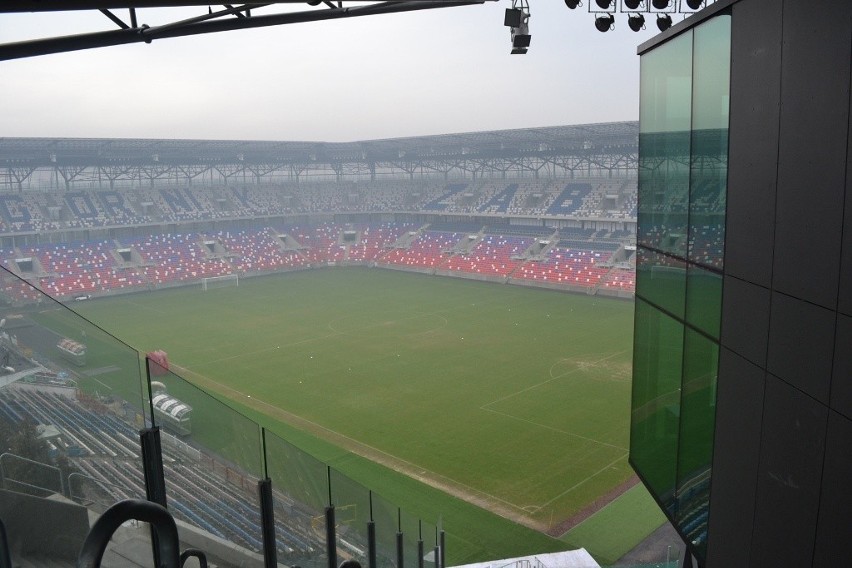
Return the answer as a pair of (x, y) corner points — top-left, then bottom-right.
(565, 0), (712, 32)
(504, 0), (531, 54)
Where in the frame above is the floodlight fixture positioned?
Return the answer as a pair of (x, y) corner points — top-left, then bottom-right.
(624, 0), (643, 9)
(656, 13), (672, 30)
(628, 13), (645, 31)
(652, 0), (671, 9)
(564, 0), (582, 8)
(506, 0), (531, 54)
(504, 8), (522, 27)
(685, 0), (703, 8)
(595, 0), (613, 9)
(595, 13), (615, 32)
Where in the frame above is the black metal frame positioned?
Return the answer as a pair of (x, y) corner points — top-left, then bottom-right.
(0, 1), (491, 61)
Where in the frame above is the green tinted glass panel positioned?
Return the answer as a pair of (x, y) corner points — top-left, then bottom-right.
(330, 468), (372, 566)
(689, 15), (731, 269)
(675, 329), (718, 558)
(686, 264), (722, 339)
(264, 430), (329, 568)
(371, 489), (401, 568)
(149, 365), (263, 476)
(150, 366), (263, 563)
(400, 507), (424, 568)
(639, 31), (693, 257)
(636, 246), (687, 319)
(630, 299), (683, 515)
(0, 272), (151, 565)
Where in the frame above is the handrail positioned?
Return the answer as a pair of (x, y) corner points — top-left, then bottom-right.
(0, 517), (12, 568)
(180, 549), (208, 568)
(76, 499), (181, 568)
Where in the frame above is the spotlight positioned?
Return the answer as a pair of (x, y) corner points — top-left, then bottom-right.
(624, 0), (642, 8)
(595, 0), (613, 8)
(656, 13), (672, 30)
(685, 0), (703, 8)
(504, 8), (522, 27)
(564, 0), (581, 8)
(628, 13), (645, 31)
(505, 0), (531, 55)
(652, 0), (670, 8)
(595, 13), (615, 32)
(511, 23), (531, 54)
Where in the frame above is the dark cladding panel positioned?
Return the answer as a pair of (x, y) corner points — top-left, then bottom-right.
(813, 412), (852, 565)
(706, 348), (764, 568)
(720, 275), (770, 367)
(724, 0), (781, 287)
(841, 88), (852, 317)
(831, 314), (852, 420)
(772, 0), (851, 309)
(767, 292), (835, 404)
(751, 376), (827, 567)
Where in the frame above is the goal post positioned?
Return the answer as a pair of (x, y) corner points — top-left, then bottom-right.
(201, 273), (239, 291)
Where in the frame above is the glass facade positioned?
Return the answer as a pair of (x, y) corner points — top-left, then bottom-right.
(631, 13), (731, 563)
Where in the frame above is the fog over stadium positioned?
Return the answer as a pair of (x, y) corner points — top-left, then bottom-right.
(0, 2), (664, 567)
(0, 2), (659, 140)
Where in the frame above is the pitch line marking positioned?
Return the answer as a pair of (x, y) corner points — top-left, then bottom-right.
(480, 350), (629, 410)
(326, 311), (448, 336)
(537, 451), (629, 509)
(169, 365), (534, 514)
(199, 305), (457, 365)
(479, 406), (628, 452)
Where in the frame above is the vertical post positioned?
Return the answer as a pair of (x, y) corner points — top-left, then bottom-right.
(396, 532), (404, 568)
(326, 466), (337, 568)
(258, 478), (278, 568)
(367, 491), (377, 568)
(439, 530), (445, 568)
(396, 508), (404, 568)
(140, 427), (167, 568)
(139, 428), (167, 507)
(433, 527), (439, 568)
(0, 517), (12, 568)
(325, 506), (337, 568)
(417, 520), (424, 568)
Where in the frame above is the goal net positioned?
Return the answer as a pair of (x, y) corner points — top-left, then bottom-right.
(201, 274), (239, 291)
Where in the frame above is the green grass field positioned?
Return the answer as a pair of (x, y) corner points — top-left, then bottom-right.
(66, 267), (639, 562)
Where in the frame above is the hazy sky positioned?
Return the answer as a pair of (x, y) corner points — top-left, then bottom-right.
(0, 2), (666, 141)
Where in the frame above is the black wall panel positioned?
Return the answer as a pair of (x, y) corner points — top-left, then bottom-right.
(831, 314), (852, 420)
(812, 412), (852, 565)
(771, 0), (851, 309)
(720, 275), (770, 366)
(705, 348), (765, 568)
(724, 0), (781, 287)
(840, 89), (852, 317)
(750, 376), (827, 568)
(766, 292), (835, 404)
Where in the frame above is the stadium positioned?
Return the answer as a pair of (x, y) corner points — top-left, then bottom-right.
(2, 1), (852, 568)
(0, 122), (648, 566)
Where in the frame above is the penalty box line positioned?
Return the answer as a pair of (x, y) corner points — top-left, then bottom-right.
(480, 350), (629, 409)
(479, 406), (628, 452)
(200, 303), (467, 366)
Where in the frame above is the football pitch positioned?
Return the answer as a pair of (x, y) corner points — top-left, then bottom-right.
(72, 267), (637, 559)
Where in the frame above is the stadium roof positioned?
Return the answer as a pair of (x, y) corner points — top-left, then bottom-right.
(0, 121), (639, 168)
